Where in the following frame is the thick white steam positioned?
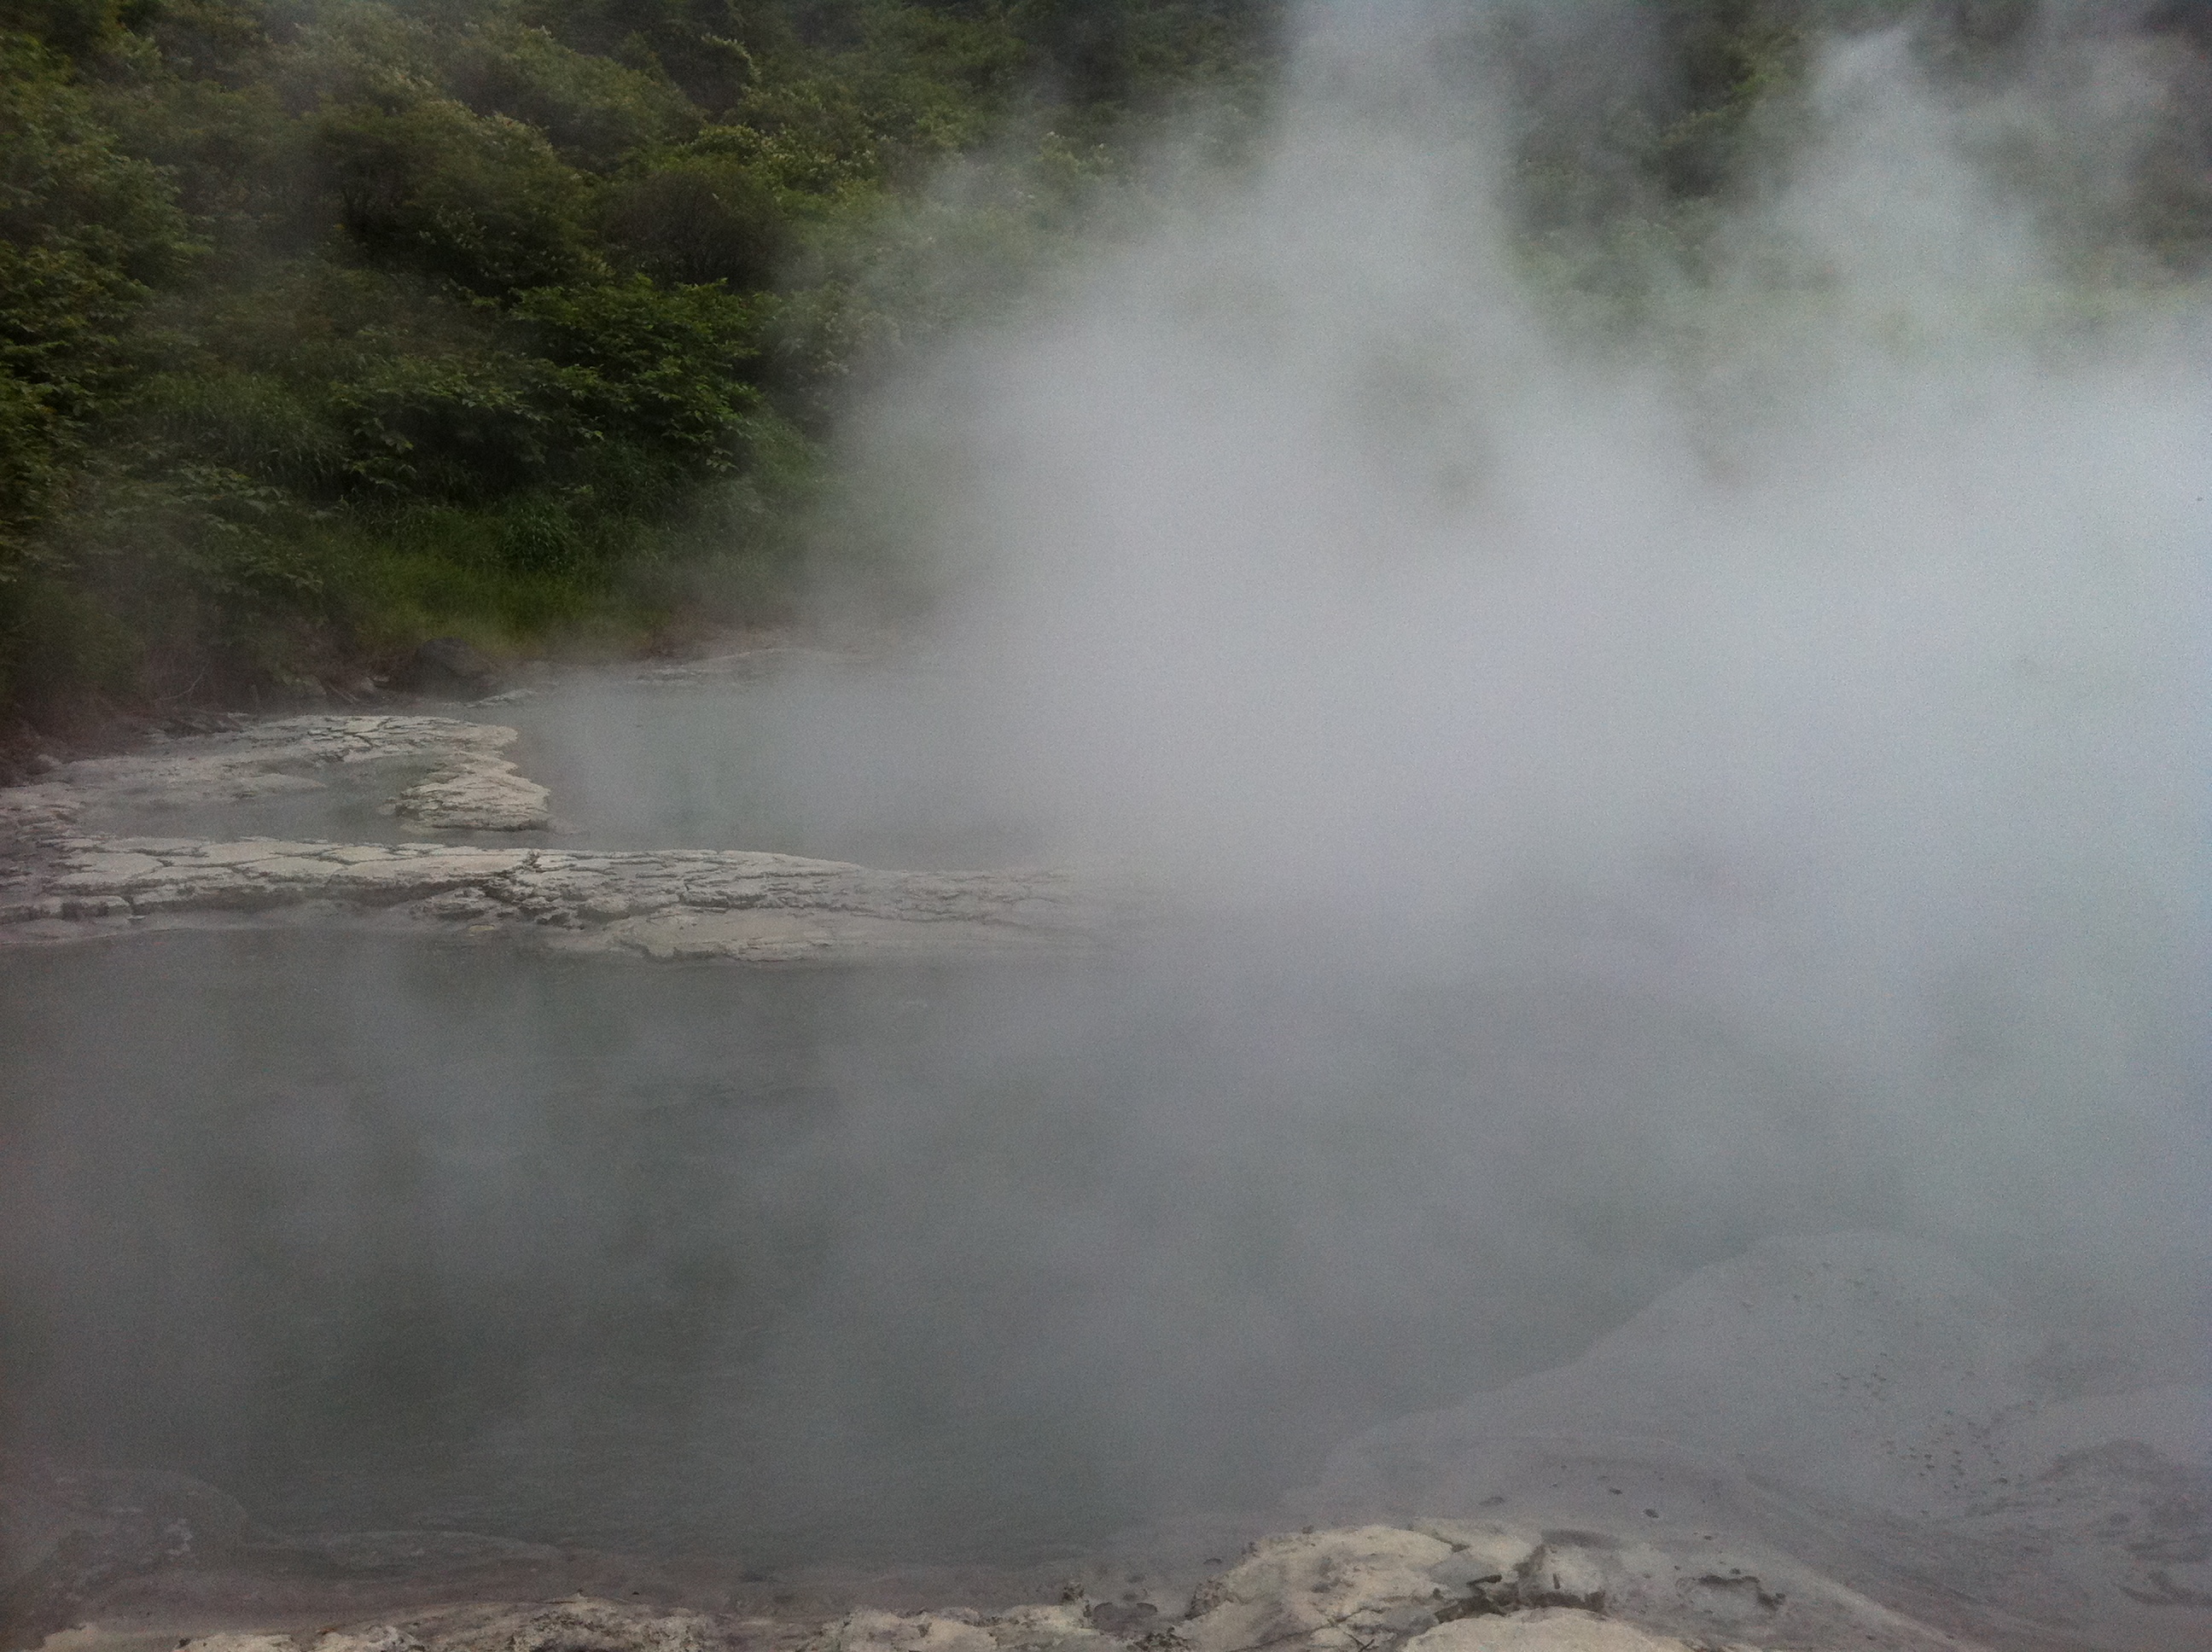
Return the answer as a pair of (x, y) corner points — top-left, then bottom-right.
(5, 3), (2204, 1586)
(824, 9), (2209, 1271)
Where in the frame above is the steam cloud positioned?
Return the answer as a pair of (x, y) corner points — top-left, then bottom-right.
(5, 0), (2207, 1581)
(827, 2), (2210, 1281)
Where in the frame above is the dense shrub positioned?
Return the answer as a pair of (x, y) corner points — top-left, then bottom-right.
(0, 0), (2203, 724)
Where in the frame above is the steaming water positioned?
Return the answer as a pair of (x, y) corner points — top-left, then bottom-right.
(0, 928), (1784, 1560)
(4, 894), (2203, 1568)
(486, 662), (1045, 864)
(6, 10), (2211, 1637)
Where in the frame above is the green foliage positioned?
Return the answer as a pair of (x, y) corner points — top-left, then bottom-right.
(0, 0), (134, 61)
(602, 152), (786, 287)
(0, 573), (141, 713)
(508, 276), (766, 473)
(1009, 0), (1278, 121)
(444, 16), (701, 170)
(313, 97), (600, 294)
(0, 30), (197, 567)
(0, 0), (2203, 724)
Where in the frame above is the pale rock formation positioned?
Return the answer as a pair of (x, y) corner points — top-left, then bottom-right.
(163, 1604), (723, 1652)
(0, 717), (528, 837)
(1302, 1233), (2211, 1652)
(11, 1470), (2044, 1652)
(1179, 1526), (1469, 1652)
(314, 1631), (424, 1652)
(124, 1524), (1977, 1652)
(777, 1524), (1965, 1652)
(422, 1600), (717, 1652)
(0, 835), (1094, 959)
(388, 753), (551, 830)
(811, 1609), (999, 1652)
(0, 715), (1104, 958)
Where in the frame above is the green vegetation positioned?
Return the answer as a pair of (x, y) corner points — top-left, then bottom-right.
(0, 0), (2203, 726)
(0, 0), (1284, 721)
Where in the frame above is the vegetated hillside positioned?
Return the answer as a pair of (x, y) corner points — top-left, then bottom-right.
(0, 0), (1284, 724)
(0, 0), (2203, 729)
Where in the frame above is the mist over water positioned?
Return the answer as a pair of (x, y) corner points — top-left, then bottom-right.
(4, 0), (2209, 1589)
(0, 934), (1894, 1558)
(826, 3), (2212, 1283)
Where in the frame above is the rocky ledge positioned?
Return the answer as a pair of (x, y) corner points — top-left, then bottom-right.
(0, 835), (1091, 960)
(19, 1523), (1969, 1652)
(0, 714), (550, 833)
(0, 715), (1097, 960)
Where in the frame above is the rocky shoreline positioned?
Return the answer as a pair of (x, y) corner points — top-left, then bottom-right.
(0, 714), (1100, 962)
(4, 1501), (1968, 1652)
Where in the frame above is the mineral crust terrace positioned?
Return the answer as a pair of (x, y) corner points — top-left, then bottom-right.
(0, 714), (1097, 961)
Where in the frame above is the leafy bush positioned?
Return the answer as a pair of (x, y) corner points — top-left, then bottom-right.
(603, 154), (787, 287)
(314, 97), (601, 294)
(0, 0), (2203, 726)
(0, 32), (196, 556)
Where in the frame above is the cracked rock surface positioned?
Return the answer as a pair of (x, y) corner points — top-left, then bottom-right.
(0, 716), (526, 833)
(0, 715), (1098, 960)
(388, 751), (551, 831)
(1, 835), (1091, 959)
(17, 1523), (1943, 1652)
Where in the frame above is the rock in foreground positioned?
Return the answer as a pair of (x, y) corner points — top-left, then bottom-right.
(26, 1526), (1965, 1652)
(1301, 1234), (2212, 1652)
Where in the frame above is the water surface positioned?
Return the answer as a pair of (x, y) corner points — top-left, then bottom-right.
(2, 926), (1985, 1565)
